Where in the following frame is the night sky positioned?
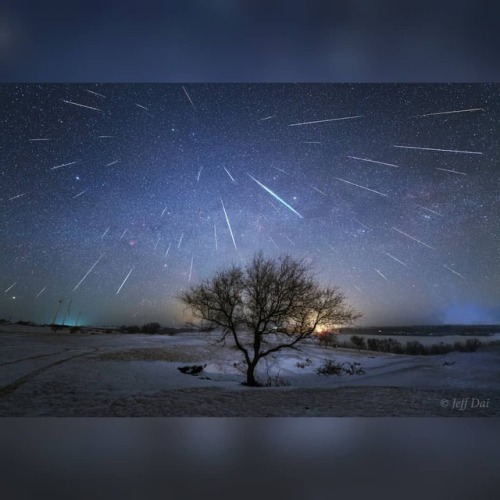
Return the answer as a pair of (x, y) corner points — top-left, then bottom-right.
(1, 83), (499, 327)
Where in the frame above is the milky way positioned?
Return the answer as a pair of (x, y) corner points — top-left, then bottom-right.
(1, 84), (498, 326)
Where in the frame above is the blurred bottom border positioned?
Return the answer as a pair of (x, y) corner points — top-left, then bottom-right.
(1, 418), (498, 500)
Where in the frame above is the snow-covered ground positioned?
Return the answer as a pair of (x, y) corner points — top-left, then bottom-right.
(0, 324), (499, 416)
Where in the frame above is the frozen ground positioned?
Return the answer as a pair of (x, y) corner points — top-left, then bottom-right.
(0, 325), (499, 416)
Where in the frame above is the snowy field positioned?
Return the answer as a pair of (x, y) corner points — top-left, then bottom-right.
(0, 324), (499, 416)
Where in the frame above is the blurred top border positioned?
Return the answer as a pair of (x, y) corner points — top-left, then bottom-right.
(1, 0), (499, 82)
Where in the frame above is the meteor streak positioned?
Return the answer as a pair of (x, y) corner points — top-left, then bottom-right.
(120, 229), (128, 239)
(101, 227), (110, 238)
(116, 267), (134, 294)
(4, 282), (16, 293)
(135, 103), (149, 110)
(161, 206), (168, 217)
(269, 236), (279, 250)
(416, 205), (443, 216)
(313, 187), (327, 196)
(268, 201), (280, 212)
(36, 286), (47, 298)
(393, 145), (482, 155)
(273, 167), (288, 174)
(443, 265), (466, 280)
(260, 115), (275, 121)
(188, 257), (194, 283)
(154, 237), (161, 250)
(288, 115), (363, 126)
(9, 192), (27, 201)
(220, 198), (238, 251)
(392, 227), (435, 250)
(197, 166), (203, 181)
(214, 224), (218, 251)
(435, 167), (467, 175)
(353, 219), (370, 230)
(72, 255), (103, 292)
(247, 174), (304, 218)
(348, 156), (400, 168)
(413, 108), (484, 118)
(164, 242), (172, 258)
(375, 269), (389, 281)
(303, 141), (323, 144)
(383, 251), (408, 267)
(106, 160), (119, 166)
(178, 233), (184, 249)
(29, 138), (52, 141)
(85, 89), (106, 98)
(182, 86), (196, 111)
(352, 285), (362, 293)
(335, 177), (388, 197)
(50, 161), (79, 170)
(62, 100), (102, 112)
(72, 189), (87, 199)
(223, 167), (235, 182)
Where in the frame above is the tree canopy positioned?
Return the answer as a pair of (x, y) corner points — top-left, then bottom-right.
(179, 252), (361, 385)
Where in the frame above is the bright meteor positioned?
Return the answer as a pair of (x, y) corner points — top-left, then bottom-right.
(392, 227), (435, 250)
(393, 145), (482, 155)
(62, 100), (102, 112)
(288, 115), (363, 126)
(348, 156), (400, 168)
(72, 255), (104, 292)
(247, 174), (304, 218)
(413, 108), (484, 118)
(116, 268), (134, 294)
(220, 198), (238, 251)
(335, 178), (388, 197)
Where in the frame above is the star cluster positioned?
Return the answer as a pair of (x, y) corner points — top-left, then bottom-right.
(1, 84), (498, 326)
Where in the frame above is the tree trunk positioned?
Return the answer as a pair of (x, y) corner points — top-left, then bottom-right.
(245, 362), (259, 386)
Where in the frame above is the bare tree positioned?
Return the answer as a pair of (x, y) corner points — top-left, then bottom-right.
(179, 252), (361, 386)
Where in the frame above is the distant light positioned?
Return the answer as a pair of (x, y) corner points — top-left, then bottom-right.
(12, 296), (16, 300)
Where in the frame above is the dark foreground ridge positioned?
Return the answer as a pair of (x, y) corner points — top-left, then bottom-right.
(1, 386), (499, 417)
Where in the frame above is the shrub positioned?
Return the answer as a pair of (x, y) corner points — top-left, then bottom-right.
(316, 360), (344, 376)
(404, 341), (428, 355)
(178, 364), (206, 375)
(296, 358), (313, 369)
(317, 334), (338, 348)
(428, 343), (453, 355)
(342, 361), (365, 375)
(350, 335), (366, 350)
(389, 340), (404, 354)
(464, 338), (481, 352)
(367, 338), (380, 351)
(316, 360), (365, 376)
(142, 322), (161, 334)
(124, 325), (141, 333)
(264, 369), (291, 386)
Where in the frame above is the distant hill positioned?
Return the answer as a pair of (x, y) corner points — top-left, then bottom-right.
(337, 325), (500, 336)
